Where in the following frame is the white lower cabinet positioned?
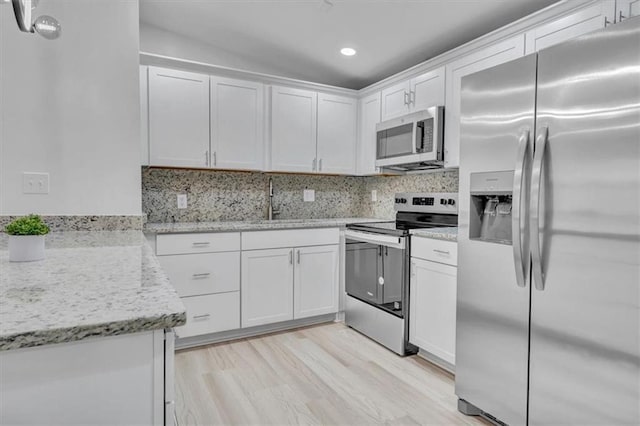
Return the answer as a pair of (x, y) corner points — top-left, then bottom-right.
(242, 244), (340, 327)
(410, 238), (458, 366)
(294, 245), (339, 319)
(178, 292), (240, 338)
(241, 248), (295, 328)
(154, 229), (340, 342)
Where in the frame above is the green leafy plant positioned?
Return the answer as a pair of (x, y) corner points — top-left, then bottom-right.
(5, 215), (50, 236)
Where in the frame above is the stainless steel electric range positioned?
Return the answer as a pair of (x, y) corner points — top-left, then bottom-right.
(344, 192), (458, 355)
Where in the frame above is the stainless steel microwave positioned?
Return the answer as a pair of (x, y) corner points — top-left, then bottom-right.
(375, 107), (444, 171)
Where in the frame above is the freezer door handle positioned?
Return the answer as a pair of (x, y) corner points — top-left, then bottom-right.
(512, 129), (530, 288)
(530, 126), (548, 291)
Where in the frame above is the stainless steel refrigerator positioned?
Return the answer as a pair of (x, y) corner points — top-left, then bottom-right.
(456, 17), (640, 426)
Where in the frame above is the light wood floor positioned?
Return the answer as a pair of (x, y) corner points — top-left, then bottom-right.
(175, 322), (489, 426)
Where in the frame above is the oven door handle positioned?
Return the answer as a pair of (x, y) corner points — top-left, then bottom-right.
(345, 230), (405, 249)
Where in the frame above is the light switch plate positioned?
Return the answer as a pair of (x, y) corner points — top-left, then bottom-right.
(371, 190), (377, 202)
(23, 172), (49, 194)
(177, 194), (188, 209)
(303, 189), (315, 202)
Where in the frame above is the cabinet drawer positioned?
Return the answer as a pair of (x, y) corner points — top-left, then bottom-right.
(157, 252), (240, 297)
(176, 292), (240, 339)
(242, 228), (339, 250)
(156, 232), (240, 255)
(411, 237), (458, 266)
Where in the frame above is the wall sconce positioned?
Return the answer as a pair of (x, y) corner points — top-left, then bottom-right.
(8, 0), (61, 40)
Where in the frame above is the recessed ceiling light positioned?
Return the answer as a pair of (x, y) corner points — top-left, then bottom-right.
(340, 47), (357, 57)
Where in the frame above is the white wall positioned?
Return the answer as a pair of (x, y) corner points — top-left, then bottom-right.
(140, 23), (291, 77)
(0, 0), (142, 215)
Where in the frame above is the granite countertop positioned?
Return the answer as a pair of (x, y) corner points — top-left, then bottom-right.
(0, 231), (186, 351)
(144, 217), (383, 234)
(410, 227), (458, 242)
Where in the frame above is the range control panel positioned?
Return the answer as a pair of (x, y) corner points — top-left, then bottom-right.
(394, 192), (458, 213)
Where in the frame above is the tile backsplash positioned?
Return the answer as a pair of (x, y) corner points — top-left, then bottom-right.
(141, 168), (459, 222)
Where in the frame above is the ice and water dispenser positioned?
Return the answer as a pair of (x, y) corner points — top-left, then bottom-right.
(469, 171), (514, 245)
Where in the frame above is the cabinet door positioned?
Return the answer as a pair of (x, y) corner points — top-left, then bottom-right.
(293, 245), (339, 319)
(241, 248), (294, 327)
(381, 81), (410, 121)
(316, 93), (357, 174)
(445, 35), (525, 168)
(524, 3), (611, 54)
(409, 258), (457, 365)
(140, 66), (149, 166)
(270, 86), (317, 172)
(616, 0), (640, 20)
(409, 66), (445, 111)
(357, 92), (382, 175)
(211, 77), (264, 170)
(148, 67), (209, 168)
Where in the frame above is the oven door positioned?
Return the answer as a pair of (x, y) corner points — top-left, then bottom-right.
(345, 230), (406, 316)
(345, 240), (381, 304)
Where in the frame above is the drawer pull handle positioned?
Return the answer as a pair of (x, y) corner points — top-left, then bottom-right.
(193, 314), (211, 321)
(192, 242), (211, 246)
(192, 273), (211, 278)
(433, 249), (450, 255)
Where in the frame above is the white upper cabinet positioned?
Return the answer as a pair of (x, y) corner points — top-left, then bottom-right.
(148, 67), (210, 168)
(381, 81), (411, 121)
(380, 67), (445, 121)
(525, 2), (613, 54)
(410, 66), (446, 111)
(210, 77), (264, 171)
(293, 245), (339, 319)
(139, 66), (149, 166)
(444, 35), (525, 168)
(357, 92), (382, 175)
(316, 93), (357, 174)
(270, 86), (318, 173)
(616, 0), (640, 20)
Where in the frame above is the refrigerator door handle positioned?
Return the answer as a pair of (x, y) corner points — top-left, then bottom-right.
(512, 129), (530, 288)
(530, 126), (548, 291)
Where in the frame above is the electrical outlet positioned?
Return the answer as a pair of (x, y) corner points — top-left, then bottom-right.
(303, 189), (315, 202)
(371, 190), (377, 202)
(23, 172), (49, 194)
(177, 194), (188, 209)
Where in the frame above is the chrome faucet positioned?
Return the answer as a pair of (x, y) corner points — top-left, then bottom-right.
(268, 177), (280, 220)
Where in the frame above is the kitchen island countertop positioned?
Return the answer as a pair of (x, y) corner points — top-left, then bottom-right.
(0, 231), (186, 351)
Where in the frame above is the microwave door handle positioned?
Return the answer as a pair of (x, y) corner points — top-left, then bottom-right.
(412, 122), (418, 154)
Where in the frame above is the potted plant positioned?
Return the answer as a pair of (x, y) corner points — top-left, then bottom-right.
(5, 215), (50, 262)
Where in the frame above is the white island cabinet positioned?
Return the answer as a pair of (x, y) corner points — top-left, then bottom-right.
(410, 236), (458, 371)
(1, 331), (172, 426)
(0, 231), (185, 426)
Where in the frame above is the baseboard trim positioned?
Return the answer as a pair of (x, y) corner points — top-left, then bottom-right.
(417, 348), (455, 374)
(176, 313), (339, 349)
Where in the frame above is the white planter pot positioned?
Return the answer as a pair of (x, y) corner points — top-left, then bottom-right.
(8, 235), (46, 262)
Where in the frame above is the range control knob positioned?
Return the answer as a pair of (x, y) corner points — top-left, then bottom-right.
(440, 199), (447, 205)
(448, 199), (456, 206)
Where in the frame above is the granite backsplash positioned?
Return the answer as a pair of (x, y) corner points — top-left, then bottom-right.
(141, 168), (459, 222)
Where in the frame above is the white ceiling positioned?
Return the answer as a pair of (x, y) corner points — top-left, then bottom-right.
(140, 0), (559, 89)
